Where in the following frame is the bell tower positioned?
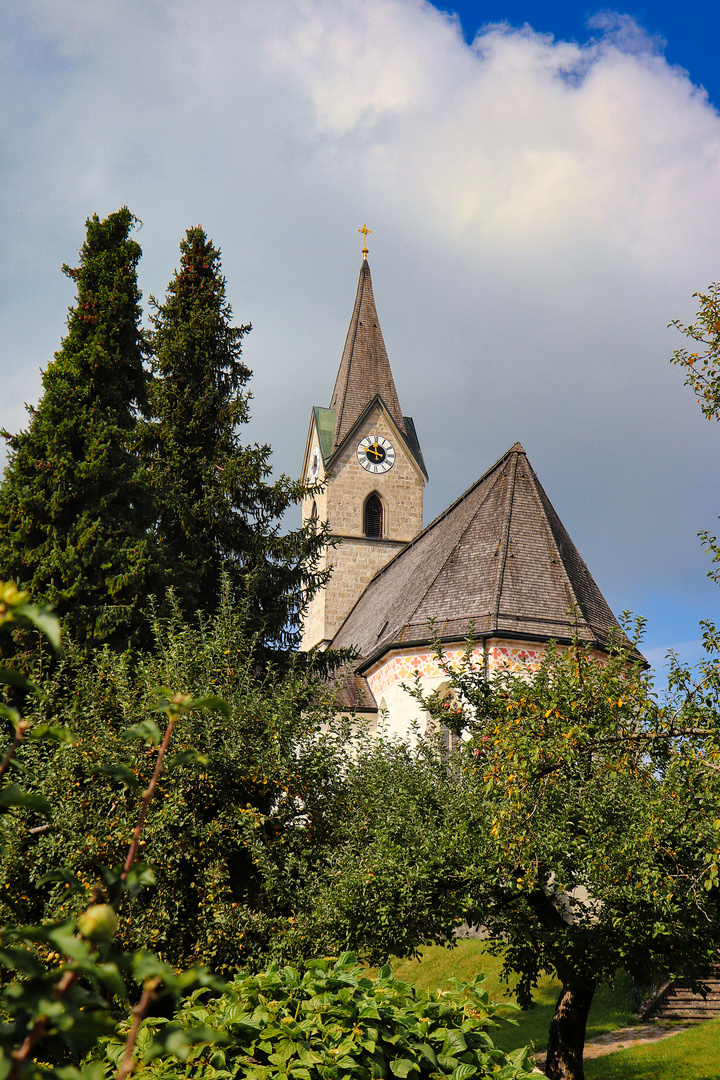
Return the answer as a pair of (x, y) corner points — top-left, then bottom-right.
(300, 237), (427, 650)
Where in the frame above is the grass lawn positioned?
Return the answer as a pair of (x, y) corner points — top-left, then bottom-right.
(386, 940), (637, 1055)
(386, 942), (720, 1076)
(584, 1019), (720, 1079)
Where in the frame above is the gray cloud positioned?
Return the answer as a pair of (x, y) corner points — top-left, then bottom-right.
(2, 0), (719, 663)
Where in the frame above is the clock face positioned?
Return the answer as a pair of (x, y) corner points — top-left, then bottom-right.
(357, 435), (396, 474)
(308, 445), (321, 481)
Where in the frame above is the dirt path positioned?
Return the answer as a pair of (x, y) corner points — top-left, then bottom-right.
(582, 1023), (688, 1059)
(531, 1023), (688, 1068)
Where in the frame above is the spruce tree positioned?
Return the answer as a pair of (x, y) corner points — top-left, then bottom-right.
(0, 208), (156, 650)
(143, 227), (328, 653)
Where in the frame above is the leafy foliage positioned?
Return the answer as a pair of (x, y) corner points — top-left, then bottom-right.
(286, 737), (475, 967)
(299, 625), (720, 1078)
(1, 589), (536, 1080)
(97, 954), (537, 1080)
(1, 586), (351, 975)
(671, 282), (720, 583)
(0, 210), (157, 652)
(1, 216), (330, 661)
(0, 584), (229, 1080)
(141, 227), (329, 654)
(670, 282), (720, 422)
(410, 626), (720, 1079)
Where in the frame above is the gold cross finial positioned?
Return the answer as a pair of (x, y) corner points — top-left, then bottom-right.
(358, 223), (372, 260)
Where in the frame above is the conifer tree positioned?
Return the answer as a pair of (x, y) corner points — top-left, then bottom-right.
(0, 208), (156, 650)
(143, 227), (328, 653)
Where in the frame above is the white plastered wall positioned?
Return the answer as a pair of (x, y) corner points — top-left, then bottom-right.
(362, 638), (581, 743)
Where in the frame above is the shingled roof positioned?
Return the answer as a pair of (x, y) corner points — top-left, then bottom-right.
(331, 443), (631, 668)
(329, 261), (406, 448)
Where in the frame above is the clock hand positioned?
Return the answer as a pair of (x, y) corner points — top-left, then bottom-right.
(367, 444), (383, 461)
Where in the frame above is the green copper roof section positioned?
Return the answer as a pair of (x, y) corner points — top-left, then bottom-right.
(313, 407), (335, 464)
(402, 416), (428, 481)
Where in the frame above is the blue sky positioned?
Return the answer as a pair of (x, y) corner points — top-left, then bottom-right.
(1, 0), (719, 683)
(444, 1), (720, 108)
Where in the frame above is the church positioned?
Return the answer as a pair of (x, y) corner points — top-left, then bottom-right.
(299, 238), (625, 740)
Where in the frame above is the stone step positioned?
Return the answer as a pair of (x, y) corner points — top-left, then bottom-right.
(656, 1006), (720, 1015)
(658, 994), (720, 1002)
(660, 997), (720, 1006)
(641, 970), (720, 1022)
(664, 992), (720, 1001)
(655, 997), (720, 1018)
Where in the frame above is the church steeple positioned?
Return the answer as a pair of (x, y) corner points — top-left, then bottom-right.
(299, 252), (426, 652)
(329, 261), (406, 448)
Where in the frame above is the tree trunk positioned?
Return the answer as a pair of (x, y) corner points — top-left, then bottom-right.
(544, 982), (596, 1080)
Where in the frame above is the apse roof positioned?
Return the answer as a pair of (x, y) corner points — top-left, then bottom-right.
(331, 443), (635, 668)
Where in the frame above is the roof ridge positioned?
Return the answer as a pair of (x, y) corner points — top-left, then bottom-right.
(523, 457), (577, 610)
(334, 266), (365, 443)
(396, 454), (512, 635)
(329, 443), (527, 647)
(527, 459), (613, 632)
(330, 442), (636, 663)
(493, 452), (518, 627)
(324, 394), (427, 479)
(356, 441), (527, 587)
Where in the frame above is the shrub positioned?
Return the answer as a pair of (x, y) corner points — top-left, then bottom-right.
(99, 954), (538, 1080)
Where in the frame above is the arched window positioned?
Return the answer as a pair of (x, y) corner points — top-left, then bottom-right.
(364, 493), (383, 538)
(425, 683), (461, 753)
(310, 501), (318, 528)
(440, 687), (462, 754)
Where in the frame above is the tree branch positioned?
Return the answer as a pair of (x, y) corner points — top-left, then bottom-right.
(8, 970), (78, 1080)
(120, 711), (178, 885)
(0, 721), (29, 782)
(116, 977), (161, 1080)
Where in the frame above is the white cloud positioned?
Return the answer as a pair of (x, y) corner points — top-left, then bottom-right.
(260, 2), (720, 265)
(2, 0), (720, 663)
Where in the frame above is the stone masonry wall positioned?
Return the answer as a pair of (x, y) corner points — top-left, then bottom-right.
(300, 406), (424, 649)
(319, 410), (423, 541)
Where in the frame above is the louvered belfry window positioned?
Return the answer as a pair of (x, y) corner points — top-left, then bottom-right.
(364, 493), (383, 539)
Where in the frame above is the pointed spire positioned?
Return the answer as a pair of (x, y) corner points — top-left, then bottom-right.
(329, 261), (406, 448)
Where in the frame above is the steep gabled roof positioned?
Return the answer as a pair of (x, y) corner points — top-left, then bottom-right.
(329, 261), (406, 448)
(331, 443), (632, 666)
(324, 394), (428, 480)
